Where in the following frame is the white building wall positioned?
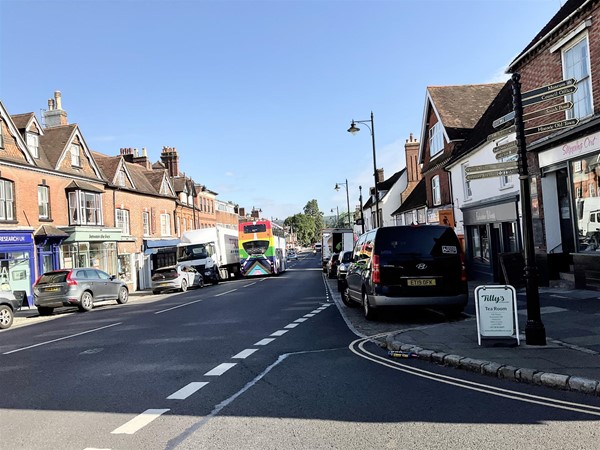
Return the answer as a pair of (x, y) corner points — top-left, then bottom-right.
(379, 172), (408, 227)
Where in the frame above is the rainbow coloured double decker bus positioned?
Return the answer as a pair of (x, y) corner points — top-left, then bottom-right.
(238, 220), (287, 277)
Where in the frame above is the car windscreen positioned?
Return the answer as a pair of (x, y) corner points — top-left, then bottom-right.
(375, 227), (460, 259)
(37, 272), (69, 284)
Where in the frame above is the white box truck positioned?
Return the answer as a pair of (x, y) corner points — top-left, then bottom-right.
(321, 228), (354, 272)
(178, 227), (240, 284)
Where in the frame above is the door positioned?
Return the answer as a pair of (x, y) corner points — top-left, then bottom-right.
(557, 168), (575, 254)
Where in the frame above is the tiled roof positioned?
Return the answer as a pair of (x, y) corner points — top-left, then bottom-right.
(429, 83), (504, 140)
(92, 152), (121, 182)
(125, 162), (160, 195)
(11, 112), (35, 129)
(378, 168), (405, 191)
(39, 125), (77, 168)
(392, 178), (426, 215)
(451, 81), (513, 162)
(509, 0), (588, 71)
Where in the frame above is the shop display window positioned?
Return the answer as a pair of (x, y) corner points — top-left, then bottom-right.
(572, 152), (600, 252)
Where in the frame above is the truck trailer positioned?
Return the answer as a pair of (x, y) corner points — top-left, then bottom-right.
(321, 228), (354, 272)
(178, 227), (241, 284)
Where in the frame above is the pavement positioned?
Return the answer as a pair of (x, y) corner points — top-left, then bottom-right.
(379, 282), (600, 397)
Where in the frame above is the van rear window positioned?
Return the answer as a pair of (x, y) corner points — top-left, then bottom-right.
(376, 227), (460, 257)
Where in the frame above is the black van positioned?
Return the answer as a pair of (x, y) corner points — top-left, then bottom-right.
(343, 225), (468, 320)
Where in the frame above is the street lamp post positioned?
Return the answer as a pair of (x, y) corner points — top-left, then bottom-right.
(348, 111), (379, 228)
(334, 179), (351, 229)
(330, 207), (339, 226)
(359, 186), (365, 234)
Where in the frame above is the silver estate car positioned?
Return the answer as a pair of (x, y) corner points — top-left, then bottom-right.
(33, 268), (129, 316)
(151, 264), (203, 294)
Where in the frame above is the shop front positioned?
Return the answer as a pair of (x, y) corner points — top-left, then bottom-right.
(34, 225), (69, 278)
(0, 229), (36, 306)
(60, 227), (122, 277)
(537, 127), (600, 290)
(461, 194), (521, 283)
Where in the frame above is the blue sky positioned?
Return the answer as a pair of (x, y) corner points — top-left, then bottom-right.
(0, 0), (563, 221)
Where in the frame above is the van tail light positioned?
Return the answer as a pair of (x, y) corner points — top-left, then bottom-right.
(66, 271), (78, 286)
(459, 252), (467, 282)
(371, 255), (381, 284)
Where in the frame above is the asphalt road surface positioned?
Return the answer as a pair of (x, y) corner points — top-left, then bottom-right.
(1, 251), (599, 449)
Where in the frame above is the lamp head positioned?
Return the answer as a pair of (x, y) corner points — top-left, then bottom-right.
(347, 121), (360, 135)
(334, 183), (341, 191)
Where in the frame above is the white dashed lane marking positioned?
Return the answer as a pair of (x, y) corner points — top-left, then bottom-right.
(270, 330), (289, 337)
(294, 318), (308, 323)
(167, 382), (209, 400)
(255, 338), (276, 346)
(204, 363), (237, 376)
(304, 314), (315, 318)
(284, 323), (299, 329)
(111, 409), (170, 435)
(232, 348), (258, 359)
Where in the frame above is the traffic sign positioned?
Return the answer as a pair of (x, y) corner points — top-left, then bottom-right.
(492, 111), (515, 129)
(495, 147), (519, 160)
(465, 161), (519, 173)
(466, 168), (520, 180)
(487, 125), (516, 142)
(522, 85), (577, 107)
(522, 78), (576, 100)
(524, 118), (579, 136)
(523, 101), (573, 121)
(492, 140), (517, 154)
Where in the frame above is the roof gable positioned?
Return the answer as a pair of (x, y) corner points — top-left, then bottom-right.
(0, 101), (36, 165)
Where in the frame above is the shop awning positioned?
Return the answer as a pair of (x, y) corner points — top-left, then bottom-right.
(65, 180), (104, 193)
(34, 225), (69, 238)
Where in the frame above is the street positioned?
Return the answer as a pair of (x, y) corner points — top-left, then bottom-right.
(1, 252), (599, 450)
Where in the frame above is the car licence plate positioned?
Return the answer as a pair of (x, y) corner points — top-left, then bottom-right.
(407, 279), (436, 286)
(45, 287), (60, 292)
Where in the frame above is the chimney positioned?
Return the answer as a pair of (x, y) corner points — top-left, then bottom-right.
(239, 207), (246, 217)
(376, 168), (385, 183)
(132, 147), (151, 170)
(404, 133), (421, 183)
(160, 146), (180, 177)
(120, 147), (134, 163)
(43, 91), (68, 128)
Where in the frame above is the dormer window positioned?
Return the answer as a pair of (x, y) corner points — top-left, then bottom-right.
(27, 132), (39, 158)
(70, 144), (81, 167)
(429, 123), (444, 158)
(118, 169), (126, 187)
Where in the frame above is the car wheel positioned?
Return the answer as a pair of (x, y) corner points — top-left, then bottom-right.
(78, 291), (94, 312)
(199, 277), (204, 288)
(0, 305), (14, 329)
(180, 279), (188, 292)
(38, 306), (53, 316)
(362, 292), (377, 321)
(152, 289), (161, 295)
(116, 286), (129, 304)
(342, 287), (355, 307)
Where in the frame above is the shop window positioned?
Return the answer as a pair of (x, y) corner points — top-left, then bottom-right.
(562, 36), (593, 120)
(573, 153), (600, 251)
(118, 254), (132, 283)
(115, 208), (130, 235)
(38, 185), (50, 219)
(471, 225), (490, 262)
(0, 178), (15, 221)
(68, 190), (103, 226)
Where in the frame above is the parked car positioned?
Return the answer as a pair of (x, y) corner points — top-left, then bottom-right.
(336, 250), (354, 293)
(151, 264), (203, 294)
(287, 250), (299, 261)
(0, 285), (24, 329)
(343, 225), (468, 320)
(326, 253), (340, 279)
(33, 268), (129, 316)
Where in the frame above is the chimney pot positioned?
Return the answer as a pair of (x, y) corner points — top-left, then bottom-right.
(54, 91), (62, 110)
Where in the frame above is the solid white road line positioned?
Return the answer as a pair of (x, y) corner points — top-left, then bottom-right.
(154, 298), (204, 315)
(3, 322), (122, 355)
(214, 289), (237, 297)
(284, 323), (299, 329)
(270, 330), (289, 337)
(254, 338), (276, 345)
(167, 382), (209, 400)
(204, 363), (237, 376)
(294, 318), (308, 323)
(242, 282), (257, 287)
(111, 409), (170, 435)
(232, 348), (258, 359)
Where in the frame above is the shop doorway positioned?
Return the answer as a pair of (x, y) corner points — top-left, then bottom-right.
(557, 168), (575, 254)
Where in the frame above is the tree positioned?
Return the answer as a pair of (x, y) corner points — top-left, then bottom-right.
(284, 213), (314, 246)
(303, 199), (324, 244)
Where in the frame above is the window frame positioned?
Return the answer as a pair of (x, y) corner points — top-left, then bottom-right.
(67, 190), (103, 226)
(0, 178), (15, 221)
(70, 144), (81, 167)
(429, 122), (444, 158)
(160, 213), (171, 236)
(561, 34), (593, 120)
(115, 208), (130, 235)
(431, 175), (441, 206)
(142, 211), (150, 236)
(27, 132), (40, 158)
(38, 184), (50, 219)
